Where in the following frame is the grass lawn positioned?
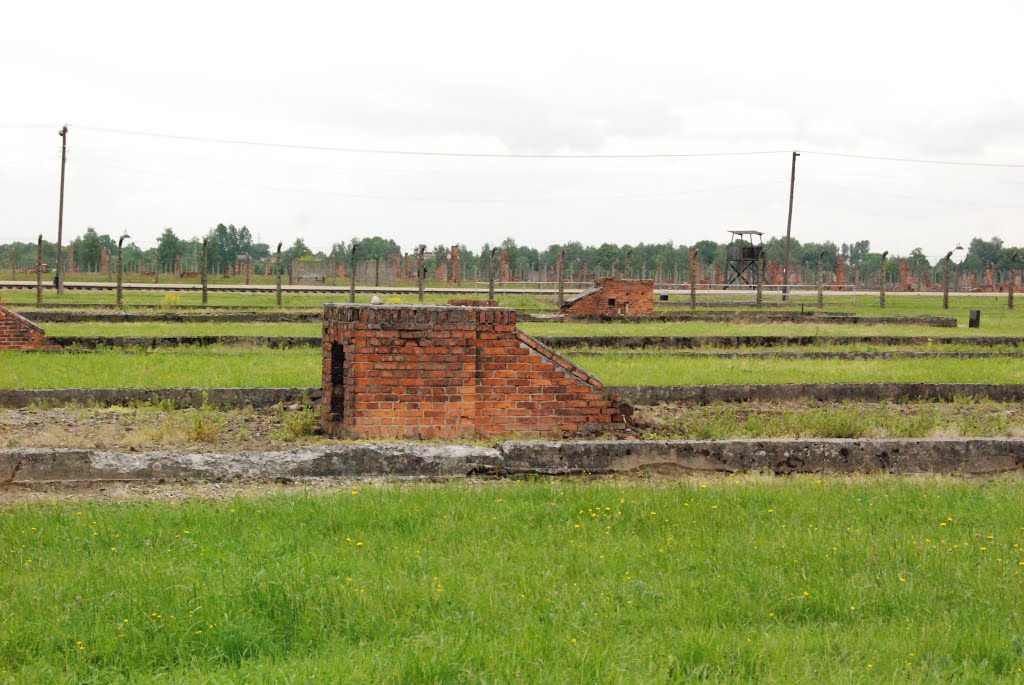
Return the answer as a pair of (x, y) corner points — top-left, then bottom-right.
(2, 478), (1023, 683)
(572, 352), (1024, 386)
(3, 346), (1024, 389)
(0, 347), (319, 389)
(44, 322), (322, 338)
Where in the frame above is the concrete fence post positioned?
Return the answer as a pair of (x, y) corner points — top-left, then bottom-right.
(416, 244), (426, 303)
(374, 256), (380, 287)
(276, 242), (283, 307)
(488, 247), (497, 302)
(556, 249), (565, 307)
(36, 235), (43, 307)
(755, 254), (764, 307)
(879, 251), (888, 309)
(817, 251), (825, 308)
(116, 233), (129, 310)
(1009, 253), (1019, 311)
(689, 248), (698, 310)
(201, 239), (209, 306)
(943, 253), (952, 310)
(349, 242), (358, 304)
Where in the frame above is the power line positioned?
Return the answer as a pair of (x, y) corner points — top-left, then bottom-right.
(802, 150), (1024, 169)
(76, 125), (789, 159)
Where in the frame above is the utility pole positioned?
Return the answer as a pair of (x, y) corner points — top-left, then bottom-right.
(781, 151), (799, 301)
(36, 235), (43, 306)
(275, 242), (283, 307)
(56, 125), (68, 294)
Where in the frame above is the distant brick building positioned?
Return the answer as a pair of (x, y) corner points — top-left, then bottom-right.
(560, 278), (654, 317)
(0, 306), (52, 350)
(321, 304), (629, 439)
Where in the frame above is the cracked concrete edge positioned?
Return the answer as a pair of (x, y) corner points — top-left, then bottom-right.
(1, 439), (1023, 484)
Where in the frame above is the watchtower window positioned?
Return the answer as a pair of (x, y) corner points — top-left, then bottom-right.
(330, 343), (345, 416)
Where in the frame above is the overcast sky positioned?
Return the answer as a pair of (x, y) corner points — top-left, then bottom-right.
(2, 0), (1022, 259)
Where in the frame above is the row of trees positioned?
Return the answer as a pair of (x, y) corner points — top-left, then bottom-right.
(1, 227), (1018, 282)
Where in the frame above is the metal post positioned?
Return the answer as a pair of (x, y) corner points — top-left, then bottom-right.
(374, 256), (380, 287)
(35, 235), (43, 306)
(1009, 253), (1019, 311)
(689, 248), (698, 310)
(488, 247), (497, 302)
(879, 251), (888, 309)
(56, 126), (68, 294)
(781, 151), (799, 300)
(117, 233), (129, 310)
(349, 243), (358, 303)
(817, 251), (825, 308)
(276, 242), (283, 307)
(201, 239), (208, 306)
(416, 245), (426, 303)
(556, 249), (565, 307)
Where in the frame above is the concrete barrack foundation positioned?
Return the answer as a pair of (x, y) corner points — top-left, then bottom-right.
(1, 439), (1022, 484)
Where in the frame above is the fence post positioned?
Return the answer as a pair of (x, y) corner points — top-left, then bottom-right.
(374, 256), (380, 287)
(276, 242), (283, 307)
(1009, 253), (1019, 311)
(117, 233), (129, 310)
(755, 253), (764, 307)
(817, 251), (825, 308)
(201, 239), (208, 306)
(349, 242), (358, 303)
(488, 247), (497, 302)
(556, 249), (565, 307)
(416, 245), (426, 303)
(879, 251), (888, 309)
(36, 235), (43, 306)
(688, 248), (698, 310)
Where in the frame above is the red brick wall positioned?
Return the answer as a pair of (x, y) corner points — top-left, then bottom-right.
(321, 304), (629, 439)
(560, 278), (654, 317)
(0, 305), (51, 350)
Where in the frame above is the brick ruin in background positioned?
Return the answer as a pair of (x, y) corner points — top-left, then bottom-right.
(293, 259), (331, 284)
(321, 304), (629, 439)
(0, 305), (53, 350)
(499, 252), (511, 282)
(560, 278), (654, 317)
(833, 255), (847, 290)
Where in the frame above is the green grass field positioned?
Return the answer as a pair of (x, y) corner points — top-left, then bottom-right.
(575, 352), (1024, 386)
(0, 347), (318, 389)
(2, 478), (1023, 683)
(3, 346), (1024, 389)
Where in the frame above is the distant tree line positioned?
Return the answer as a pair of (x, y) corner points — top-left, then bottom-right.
(1, 226), (1019, 282)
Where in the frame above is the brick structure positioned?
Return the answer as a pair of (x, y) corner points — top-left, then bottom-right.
(833, 255), (847, 290)
(0, 305), (52, 350)
(321, 304), (628, 439)
(499, 252), (511, 282)
(560, 278), (654, 317)
(450, 245), (461, 284)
